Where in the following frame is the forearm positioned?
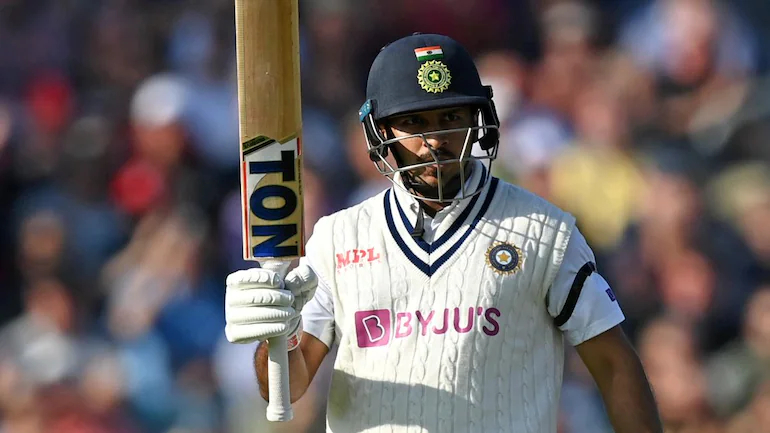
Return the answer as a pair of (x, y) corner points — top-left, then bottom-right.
(596, 353), (663, 433)
(254, 341), (310, 404)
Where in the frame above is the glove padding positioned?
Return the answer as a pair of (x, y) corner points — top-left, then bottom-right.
(225, 263), (318, 344)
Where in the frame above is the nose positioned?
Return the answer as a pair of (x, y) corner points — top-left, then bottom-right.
(423, 133), (448, 150)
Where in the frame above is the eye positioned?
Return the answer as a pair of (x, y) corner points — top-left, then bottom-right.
(444, 112), (466, 123)
(398, 116), (424, 127)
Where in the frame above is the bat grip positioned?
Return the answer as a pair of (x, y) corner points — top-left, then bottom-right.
(260, 259), (294, 422)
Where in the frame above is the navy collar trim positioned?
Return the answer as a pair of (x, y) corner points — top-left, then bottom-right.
(384, 176), (499, 277)
(392, 164), (488, 253)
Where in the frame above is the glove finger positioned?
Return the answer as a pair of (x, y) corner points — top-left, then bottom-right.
(228, 281), (286, 291)
(285, 265), (318, 295)
(225, 322), (292, 343)
(226, 289), (294, 308)
(226, 269), (283, 290)
(226, 305), (297, 324)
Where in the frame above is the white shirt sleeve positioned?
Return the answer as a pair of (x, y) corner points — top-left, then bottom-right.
(299, 256), (335, 348)
(546, 228), (625, 346)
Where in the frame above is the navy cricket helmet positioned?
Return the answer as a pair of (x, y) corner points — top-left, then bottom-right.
(359, 33), (500, 202)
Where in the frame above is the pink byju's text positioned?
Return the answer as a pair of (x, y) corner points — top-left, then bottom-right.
(354, 307), (501, 348)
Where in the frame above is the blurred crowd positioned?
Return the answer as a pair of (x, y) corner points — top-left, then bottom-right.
(1, 0), (770, 432)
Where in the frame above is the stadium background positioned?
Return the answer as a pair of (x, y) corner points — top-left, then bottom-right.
(1, 0), (769, 432)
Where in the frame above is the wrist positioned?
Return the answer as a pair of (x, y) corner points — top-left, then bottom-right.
(287, 318), (303, 351)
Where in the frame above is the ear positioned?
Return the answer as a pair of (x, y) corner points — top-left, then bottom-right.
(376, 121), (388, 136)
(377, 120), (398, 139)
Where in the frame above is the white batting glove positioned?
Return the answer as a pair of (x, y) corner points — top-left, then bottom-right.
(225, 263), (318, 350)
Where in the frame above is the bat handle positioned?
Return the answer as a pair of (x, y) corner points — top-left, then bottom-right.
(259, 259), (294, 422)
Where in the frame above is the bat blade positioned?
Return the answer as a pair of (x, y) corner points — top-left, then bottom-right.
(241, 133), (303, 261)
(235, 0), (304, 263)
(234, 0), (303, 422)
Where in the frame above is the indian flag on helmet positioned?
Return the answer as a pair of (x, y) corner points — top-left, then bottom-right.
(414, 46), (443, 61)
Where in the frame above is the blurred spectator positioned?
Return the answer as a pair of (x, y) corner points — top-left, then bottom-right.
(99, 204), (220, 432)
(491, 1), (607, 197)
(530, 0), (601, 120)
(493, 107), (571, 200)
(102, 204), (219, 365)
(707, 287), (770, 418)
(128, 74), (188, 175)
(77, 349), (139, 433)
(559, 347), (613, 433)
(607, 147), (757, 350)
(0, 278), (79, 387)
(169, 359), (221, 432)
(0, 358), (42, 433)
(168, 5), (241, 171)
(709, 162), (770, 283)
(113, 73), (218, 216)
(620, 0), (758, 81)
(0, 0), (73, 98)
(708, 77), (770, 164)
(300, 0), (361, 118)
(476, 50), (526, 127)
(476, 50), (548, 187)
(15, 210), (67, 285)
(620, 0), (756, 141)
(637, 315), (723, 433)
(57, 115), (129, 300)
(12, 72), (75, 184)
(549, 75), (644, 252)
(658, 250), (717, 325)
(80, 0), (153, 118)
(11, 113), (130, 308)
(726, 379), (770, 433)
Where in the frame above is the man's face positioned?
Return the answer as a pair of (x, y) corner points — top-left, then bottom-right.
(381, 106), (476, 190)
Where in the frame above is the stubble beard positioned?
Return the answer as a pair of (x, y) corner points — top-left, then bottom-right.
(405, 160), (472, 202)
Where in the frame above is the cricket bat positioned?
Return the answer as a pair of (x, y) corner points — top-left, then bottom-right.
(234, 0), (303, 422)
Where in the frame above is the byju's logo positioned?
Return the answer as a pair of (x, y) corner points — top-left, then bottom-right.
(355, 310), (391, 348)
(354, 307), (501, 348)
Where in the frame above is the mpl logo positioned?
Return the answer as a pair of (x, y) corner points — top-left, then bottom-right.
(336, 248), (381, 270)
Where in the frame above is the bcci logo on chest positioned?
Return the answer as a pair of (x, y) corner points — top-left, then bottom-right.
(486, 242), (523, 275)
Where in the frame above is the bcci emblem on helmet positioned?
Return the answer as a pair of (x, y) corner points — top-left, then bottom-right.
(417, 60), (452, 93)
(486, 242), (524, 274)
